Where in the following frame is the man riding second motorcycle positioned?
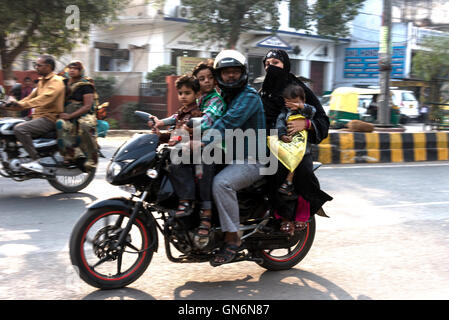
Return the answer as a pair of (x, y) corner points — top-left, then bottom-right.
(200, 50), (267, 266)
(5, 55), (65, 173)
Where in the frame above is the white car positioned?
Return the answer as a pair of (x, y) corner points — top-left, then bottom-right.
(391, 90), (420, 122)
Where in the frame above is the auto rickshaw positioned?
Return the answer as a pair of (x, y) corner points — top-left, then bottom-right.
(328, 87), (400, 128)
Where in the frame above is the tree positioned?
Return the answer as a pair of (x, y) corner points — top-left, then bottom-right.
(181, 0), (365, 49)
(181, 0), (281, 49)
(146, 65), (176, 82)
(311, 0), (366, 39)
(412, 35), (449, 118)
(0, 0), (128, 83)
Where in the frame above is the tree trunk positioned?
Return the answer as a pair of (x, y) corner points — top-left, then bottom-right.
(227, 4), (246, 49)
(429, 80), (442, 121)
(1, 58), (15, 88)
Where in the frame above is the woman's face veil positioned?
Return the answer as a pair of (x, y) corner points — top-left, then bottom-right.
(262, 49), (291, 73)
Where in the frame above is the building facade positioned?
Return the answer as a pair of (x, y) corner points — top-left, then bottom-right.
(80, 0), (342, 98)
(333, 0), (449, 90)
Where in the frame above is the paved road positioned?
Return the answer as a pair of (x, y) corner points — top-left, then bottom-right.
(1, 135), (449, 300)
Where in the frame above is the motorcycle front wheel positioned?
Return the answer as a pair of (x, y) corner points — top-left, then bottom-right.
(47, 167), (96, 193)
(254, 216), (316, 271)
(69, 207), (155, 289)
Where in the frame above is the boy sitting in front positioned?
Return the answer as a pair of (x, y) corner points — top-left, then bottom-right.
(148, 75), (215, 243)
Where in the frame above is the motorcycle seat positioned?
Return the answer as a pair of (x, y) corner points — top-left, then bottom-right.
(33, 131), (58, 147)
(33, 138), (57, 148)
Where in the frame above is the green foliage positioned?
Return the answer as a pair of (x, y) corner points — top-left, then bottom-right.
(289, 0), (309, 30)
(310, 0), (365, 39)
(412, 35), (449, 117)
(146, 65), (177, 82)
(106, 118), (120, 129)
(181, 0), (364, 47)
(120, 102), (147, 129)
(181, 0), (281, 49)
(0, 0), (129, 78)
(412, 36), (449, 82)
(93, 76), (117, 103)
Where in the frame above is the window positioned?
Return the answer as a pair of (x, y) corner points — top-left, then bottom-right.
(97, 48), (131, 71)
(402, 92), (416, 101)
(99, 49), (114, 71)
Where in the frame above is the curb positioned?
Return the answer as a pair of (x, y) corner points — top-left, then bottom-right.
(105, 130), (449, 164)
(312, 131), (449, 164)
(106, 129), (153, 137)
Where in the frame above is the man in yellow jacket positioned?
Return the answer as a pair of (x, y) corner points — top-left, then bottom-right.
(7, 55), (65, 173)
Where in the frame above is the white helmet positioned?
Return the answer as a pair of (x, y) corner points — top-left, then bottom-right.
(213, 49), (248, 92)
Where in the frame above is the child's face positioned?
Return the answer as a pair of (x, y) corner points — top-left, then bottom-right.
(177, 85), (197, 106)
(196, 68), (215, 94)
(284, 97), (302, 111)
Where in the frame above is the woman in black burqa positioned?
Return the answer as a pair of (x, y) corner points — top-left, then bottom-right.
(260, 49), (332, 233)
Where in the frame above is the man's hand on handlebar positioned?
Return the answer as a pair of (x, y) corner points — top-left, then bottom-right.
(0, 101), (21, 110)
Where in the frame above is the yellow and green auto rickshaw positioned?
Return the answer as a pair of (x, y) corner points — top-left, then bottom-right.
(327, 87), (400, 128)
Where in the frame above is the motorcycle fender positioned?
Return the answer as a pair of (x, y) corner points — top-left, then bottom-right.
(87, 197), (159, 252)
(87, 197), (133, 211)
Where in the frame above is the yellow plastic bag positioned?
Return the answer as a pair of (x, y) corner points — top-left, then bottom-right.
(267, 114), (308, 172)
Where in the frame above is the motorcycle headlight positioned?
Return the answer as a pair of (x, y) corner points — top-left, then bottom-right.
(107, 162), (122, 177)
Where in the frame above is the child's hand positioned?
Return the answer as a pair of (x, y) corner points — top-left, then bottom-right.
(280, 135), (292, 143)
(182, 123), (193, 135)
(148, 116), (163, 128)
(284, 99), (304, 111)
(287, 118), (308, 135)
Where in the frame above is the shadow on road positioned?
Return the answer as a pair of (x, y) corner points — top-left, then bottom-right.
(173, 269), (371, 300)
(82, 287), (156, 300)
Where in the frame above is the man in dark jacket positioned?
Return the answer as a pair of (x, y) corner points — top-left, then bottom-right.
(203, 50), (267, 267)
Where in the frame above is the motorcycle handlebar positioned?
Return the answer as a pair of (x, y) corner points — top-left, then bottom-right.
(135, 110), (155, 125)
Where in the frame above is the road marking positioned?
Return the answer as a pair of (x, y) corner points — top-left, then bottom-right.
(320, 162), (449, 169)
(373, 201), (449, 208)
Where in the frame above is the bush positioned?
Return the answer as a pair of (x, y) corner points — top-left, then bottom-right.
(120, 102), (148, 129)
(93, 76), (117, 103)
(146, 65), (176, 83)
(106, 118), (120, 129)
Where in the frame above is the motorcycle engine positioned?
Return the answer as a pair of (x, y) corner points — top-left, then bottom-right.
(9, 158), (24, 171)
(192, 230), (210, 249)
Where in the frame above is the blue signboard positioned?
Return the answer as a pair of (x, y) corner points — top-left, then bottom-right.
(344, 46), (406, 79)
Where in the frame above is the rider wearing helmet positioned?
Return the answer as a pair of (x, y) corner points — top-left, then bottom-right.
(201, 50), (267, 267)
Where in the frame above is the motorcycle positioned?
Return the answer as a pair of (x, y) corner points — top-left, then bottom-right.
(69, 111), (320, 289)
(0, 100), (106, 193)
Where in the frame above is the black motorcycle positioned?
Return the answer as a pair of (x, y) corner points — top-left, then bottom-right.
(69, 111), (320, 289)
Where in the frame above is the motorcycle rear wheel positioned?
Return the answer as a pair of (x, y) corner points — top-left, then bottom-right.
(255, 216), (316, 271)
(69, 207), (155, 289)
(47, 167), (96, 193)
